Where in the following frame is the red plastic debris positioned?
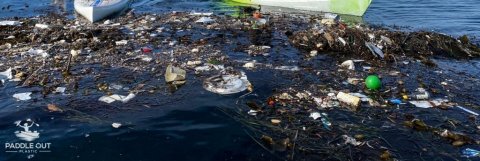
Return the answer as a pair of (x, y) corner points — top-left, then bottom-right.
(267, 97), (275, 106)
(253, 11), (262, 19)
(141, 47), (152, 53)
(338, 23), (347, 30)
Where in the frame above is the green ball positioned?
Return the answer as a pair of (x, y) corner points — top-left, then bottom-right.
(365, 75), (381, 90)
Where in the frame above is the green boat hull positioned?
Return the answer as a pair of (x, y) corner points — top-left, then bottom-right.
(228, 0), (372, 16)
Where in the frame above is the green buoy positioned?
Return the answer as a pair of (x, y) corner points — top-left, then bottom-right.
(365, 75), (381, 90)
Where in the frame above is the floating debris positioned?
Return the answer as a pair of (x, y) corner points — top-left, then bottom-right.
(195, 17), (214, 23)
(243, 62), (255, 69)
(340, 60), (355, 70)
(47, 104), (63, 112)
(190, 11), (213, 16)
(270, 119), (281, 125)
(0, 68), (13, 84)
(13, 92), (32, 101)
(365, 42), (384, 58)
(165, 64), (186, 85)
(99, 93), (136, 104)
(0, 21), (20, 26)
(456, 106), (479, 116)
(309, 112), (321, 120)
(274, 66), (300, 71)
(247, 109), (259, 116)
(115, 40), (128, 46)
(112, 122), (122, 128)
(342, 135), (363, 146)
(34, 23), (49, 29)
(203, 70), (250, 95)
(409, 99), (448, 108)
(26, 49), (49, 58)
(462, 148), (480, 158)
(337, 92), (361, 110)
(54, 87), (66, 94)
(187, 60), (202, 66)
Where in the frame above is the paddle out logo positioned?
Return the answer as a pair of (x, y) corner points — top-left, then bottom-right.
(4, 119), (52, 156)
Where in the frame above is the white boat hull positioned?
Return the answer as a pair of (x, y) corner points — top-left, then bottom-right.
(74, 0), (130, 22)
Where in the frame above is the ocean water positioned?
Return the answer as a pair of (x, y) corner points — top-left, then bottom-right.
(0, 0), (479, 161)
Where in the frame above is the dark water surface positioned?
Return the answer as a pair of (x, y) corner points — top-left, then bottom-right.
(1, 0), (480, 161)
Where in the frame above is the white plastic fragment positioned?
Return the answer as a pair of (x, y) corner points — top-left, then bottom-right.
(368, 33), (375, 40)
(190, 11), (213, 16)
(340, 60), (355, 70)
(324, 13), (340, 21)
(409, 99), (449, 108)
(349, 93), (370, 102)
(54, 87), (66, 93)
(115, 40), (128, 46)
(112, 123), (122, 128)
(0, 68), (13, 84)
(380, 35), (393, 45)
(274, 66), (300, 71)
(109, 84), (123, 90)
(248, 110), (259, 116)
(35, 24), (49, 29)
(203, 71), (251, 95)
(347, 78), (361, 85)
(99, 93), (136, 104)
(103, 20), (111, 25)
(13, 92), (32, 101)
(0, 21), (21, 26)
(121, 93), (136, 103)
(338, 37), (346, 46)
(342, 135), (363, 146)
(0, 43), (12, 50)
(26, 49), (49, 58)
(310, 50), (318, 57)
(309, 112), (321, 120)
(195, 17), (215, 23)
(187, 61), (202, 66)
(70, 49), (81, 57)
(194, 64), (224, 74)
(313, 97), (323, 106)
(243, 62), (255, 69)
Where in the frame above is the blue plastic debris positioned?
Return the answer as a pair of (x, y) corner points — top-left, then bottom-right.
(389, 99), (403, 105)
(462, 148), (480, 158)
